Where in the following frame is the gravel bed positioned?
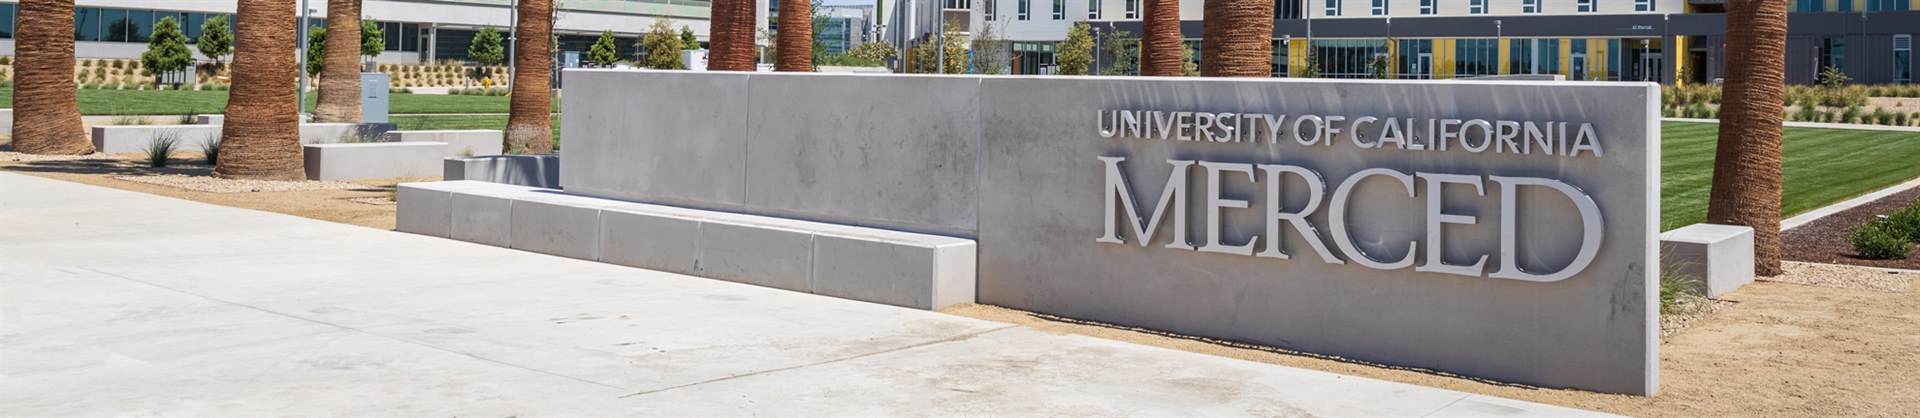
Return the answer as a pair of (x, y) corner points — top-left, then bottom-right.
(112, 173), (358, 193)
(0, 151), (115, 163)
(1763, 261), (1914, 293)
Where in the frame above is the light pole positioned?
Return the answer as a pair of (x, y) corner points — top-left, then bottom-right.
(297, 0), (312, 118)
(508, 0), (518, 90)
(1092, 26), (1102, 75)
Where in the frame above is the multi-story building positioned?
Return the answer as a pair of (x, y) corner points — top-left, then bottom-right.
(816, 5), (875, 55)
(0, 0), (736, 66)
(977, 0), (1918, 84)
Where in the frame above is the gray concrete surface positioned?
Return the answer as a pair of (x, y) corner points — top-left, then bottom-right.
(0, 172), (1610, 416)
(388, 129), (505, 157)
(401, 181), (979, 310)
(443, 155), (561, 188)
(90, 125), (223, 153)
(303, 142), (446, 181)
(559, 70), (1660, 394)
(1660, 224), (1755, 298)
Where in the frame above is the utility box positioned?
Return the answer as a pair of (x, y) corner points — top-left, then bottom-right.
(361, 72), (390, 123)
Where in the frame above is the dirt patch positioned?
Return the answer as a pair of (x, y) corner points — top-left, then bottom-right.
(1782, 186), (1920, 269)
(945, 262), (1920, 417)
(2, 153), (413, 230)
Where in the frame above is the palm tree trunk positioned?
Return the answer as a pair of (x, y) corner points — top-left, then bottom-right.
(708, 0), (759, 71)
(313, 0), (363, 123)
(776, 0), (813, 71)
(11, 0), (92, 155)
(1140, 0), (1182, 76)
(505, 0), (554, 154)
(216, 0), (304, 180)
(1706, 0), (1788, 276)
(1201, 0), (1272, 77)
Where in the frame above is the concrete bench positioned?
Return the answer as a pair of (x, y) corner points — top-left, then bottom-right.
(303, 142), (446, 181)
(194, 114), (223, 125)
(397, 180), (976, 310)
(388, 130), (504, 157)
(1659, 223), (1755, 298)
(444, 155), (559, 188)
(0, 109), (12, 135)
(299, 122), (363, 144)
(90, 125), (224, 153)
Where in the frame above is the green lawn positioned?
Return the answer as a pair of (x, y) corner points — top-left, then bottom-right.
(0, 88), (554, 115)
(392, 114), (561, 150)
(1661, 121), (1920, 230)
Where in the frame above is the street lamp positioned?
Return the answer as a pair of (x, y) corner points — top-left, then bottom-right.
(297, 0), (313, 119)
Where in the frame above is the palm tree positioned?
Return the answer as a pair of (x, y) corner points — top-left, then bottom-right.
(10, 0), (92, 155)
(708, 0), (758, 71)
(216, 0), (304, 180)
(505, 0), (555, 154)
(313, 0), (363, 123)
(1706, 0), (1788, 276)
(1200, 0), (1272, 77)
(776, 0), (813, 71)
(1140, 0), (1183, 76)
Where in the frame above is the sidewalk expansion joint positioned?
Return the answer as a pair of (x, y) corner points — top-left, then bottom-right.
(618, 324), (1020, 399)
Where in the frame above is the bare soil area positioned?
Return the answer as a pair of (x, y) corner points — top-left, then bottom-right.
(947, 264), (1918, 417)
(1783, 186), (1920, 269)
(9, 146), (1918, 416)
(1, 151), (417, 230)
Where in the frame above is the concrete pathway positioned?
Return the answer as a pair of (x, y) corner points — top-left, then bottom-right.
(0, 173), (1609, 417)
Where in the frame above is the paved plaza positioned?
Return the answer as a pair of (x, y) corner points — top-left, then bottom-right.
(0, 173), (1607, 416)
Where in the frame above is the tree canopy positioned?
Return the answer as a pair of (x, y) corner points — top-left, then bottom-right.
(360, 19), (386, 58)
(639, 20), (685, 69)
(304, 25), (327, 77)
(195, 15), (233, 67)
(589, 30), (620, 67)
(469, 26), (506, 66)
(140, 16), (194, 84)
(1055, 23), (1094, 75)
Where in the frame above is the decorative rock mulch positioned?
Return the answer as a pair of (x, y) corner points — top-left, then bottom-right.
(112, 173), (358, 193)
(1782, 186), (1920, 269)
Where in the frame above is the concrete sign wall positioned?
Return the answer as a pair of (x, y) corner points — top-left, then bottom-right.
(562, 70), (1659, 395)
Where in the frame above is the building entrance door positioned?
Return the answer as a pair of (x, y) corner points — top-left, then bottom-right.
(1640, 53), (1664, 83)
(1571, 53), (1588, 80)
(1415, 53), (1432, 79)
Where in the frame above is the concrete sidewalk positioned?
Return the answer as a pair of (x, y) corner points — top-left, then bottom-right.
(0, 172), (1610, 416)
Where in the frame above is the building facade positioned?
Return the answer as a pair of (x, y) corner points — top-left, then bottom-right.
(0, 0), (739, 66)
(976, 0), (1917, 84)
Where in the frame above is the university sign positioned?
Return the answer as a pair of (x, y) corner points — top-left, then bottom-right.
(564, 71), (1660, 395)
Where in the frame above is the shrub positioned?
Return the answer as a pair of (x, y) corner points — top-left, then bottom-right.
(1792, 103), (1821, 122)
(1842, 105), (1863, 124)
(200, 135), (221, 165)
(1659, 271), (1706, 316)
(146, 132), (181, 168)
(110, 115), (149, 125)
(1849, 219), (1913, 260)
(1887, 201), (1920, 241)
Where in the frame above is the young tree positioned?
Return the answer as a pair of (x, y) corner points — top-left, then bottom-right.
(1140, 0), (1182, 76)
(1707, 0), (1790, 276)
(219, 0), (304, 179)
(909, 21), (967, 74)
(468, 26), (506, 82)
(680, 26), (699, 50)
(140, 16), (193, 87)
(1200, 0), (1273, 77)
(196, 16), (234, 73)
(304, 26), (327, 77)
(315, 0), (364, 123)
(1055, 23), (1094, 75)
(361, 19), (386, 60)
(640, 20), (686, 69)
(1180, 43), (1199, 76)
(588, 30), (620, 67)
(506, 0), (556, 154)
(971, 20), (1011, 75)
(1099, 30), (1139, 76)
(847, 41), (897, 63)
(12, 0), (92, 155)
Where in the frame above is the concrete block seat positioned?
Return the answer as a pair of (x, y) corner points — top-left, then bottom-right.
(398, 181), (976, 310)
(90, 125), (224, 153)
(303, 142), (447, 181)
(387, 130), (505, 157)
(1659, 223), (1755, 298)
(445, 154), (560, 188)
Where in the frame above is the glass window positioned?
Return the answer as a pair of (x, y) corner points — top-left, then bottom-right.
(1272, 39), (1288, 77)
(75, 7), (99, 41)
(1089, 0), (1099, 19)
(99, 8), (127, 42)
(1895, 35), (1912, 84)
(1276, 0), (1302, 19)
(1019, 0), (1029, 20)
(986, 0), (996, 18)
(1371, 0), (1388, 15)
(1455, 39), (1498, 77)
(1577, 0), (1595, 12)
(127, 9), (153, 43)
(1608, 39), (1623, 81)
(1509, 38), (1533, 74)
(1053, 0), (1064, 19)
(185, 13), (203, 41)
(1635, 0), (1655, 11)
(1312, 39), (1389, 79)
(1420, 0), (1435, 15)
(1870, 0), (1912, 11)
(1125, 0), (1137, 18)
(1325, 0), (1340, 16)
(0, 3), (15, 39)
(1837, 0), (1853, 11)
(1795, 0), (1823, 12)
(1469, 0), (1485, 14)
(1522, 0), (1539, 13)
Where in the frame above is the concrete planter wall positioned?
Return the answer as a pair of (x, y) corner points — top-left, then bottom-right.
(444, 154), (559, 188)
(303, 142), (446, 181)
(90, 125), (224, 153)
(388, 130), (504, 157)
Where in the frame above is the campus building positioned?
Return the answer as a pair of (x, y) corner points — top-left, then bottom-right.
(980, 0), (1917, 84)
(0, 0), (735, 65)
